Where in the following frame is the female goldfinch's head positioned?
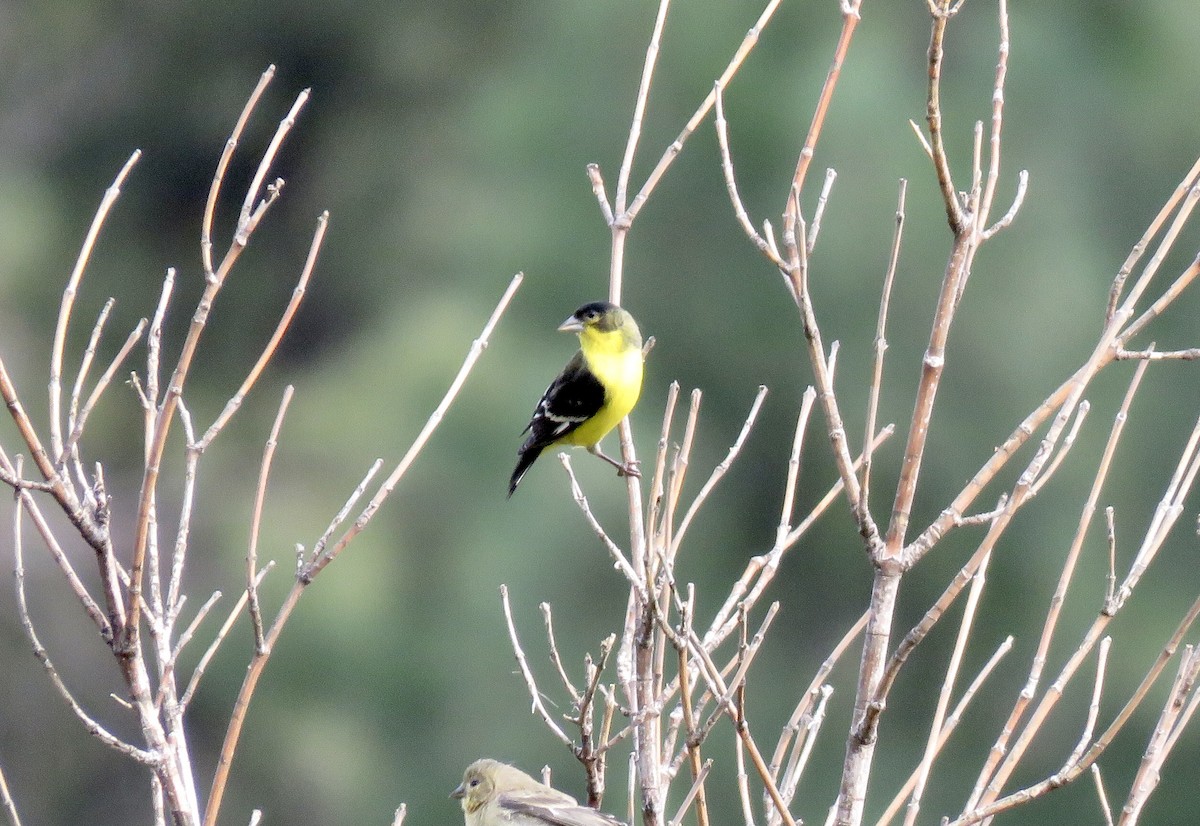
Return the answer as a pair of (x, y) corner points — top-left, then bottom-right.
(558, 302), (642, 351)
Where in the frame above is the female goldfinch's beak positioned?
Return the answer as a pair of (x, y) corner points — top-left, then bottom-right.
(450, 783), (466, 800)
(558, 316), (584, 333)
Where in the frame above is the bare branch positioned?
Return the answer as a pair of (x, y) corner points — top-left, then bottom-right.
(203, 66), (274, 276)
(922, 2), (964, 230)
(901, 548), (992, 826)
(624, 0), (786, 227)
(666, 759), (711, 826)
(0, 447), (109, 636)
(127, 79), (311, 654)
(308, 272), (523, 578)
(782, 0), (863, 228)
(310, 458), (383, 561)
(614, 0), (671, 217)
(65, 297), (115, 466)
(180, 564), (273, 709)
(1091, 765), (1115, 826)
(0, 755), (21, 826)
(246, 386), (294, 653)
(876, 635), (1014, 826)
(714, 83), (785, 268)
(236, 88), (309, 243)
(560, 455), (643, 595)
(60, 317), (148, 466)
(1107, 153), (1200, 319)
(199, 214), (325, 450)
(671, 386), (767, 554)
(862, 180), (906, 510)
(501, 585), (574, 748)
(50, 150), (142, 459)
(11, 467), (155, 764)
(541, 603), (582, 701)
(807, 169), (837, 256)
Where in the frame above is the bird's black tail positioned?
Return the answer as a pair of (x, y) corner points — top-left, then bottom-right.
(508, 444), (544, 497)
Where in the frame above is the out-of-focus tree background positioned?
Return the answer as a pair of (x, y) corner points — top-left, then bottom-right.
(2, 1), (1200, 824)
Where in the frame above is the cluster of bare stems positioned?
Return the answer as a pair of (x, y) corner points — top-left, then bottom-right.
(0, 67), (521, 826)
(503, 2), (1200, 826)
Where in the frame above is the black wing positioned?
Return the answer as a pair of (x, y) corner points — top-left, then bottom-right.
(509, 351), (605, 496)
(521, 351), (606, 447)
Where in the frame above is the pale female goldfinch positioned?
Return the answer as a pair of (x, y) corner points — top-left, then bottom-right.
(508, 302), (644, 497)
(451, 759), (626, 826)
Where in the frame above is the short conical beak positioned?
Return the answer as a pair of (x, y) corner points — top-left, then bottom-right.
(557, 315), (584, 333)
(450, 783), (466, 800)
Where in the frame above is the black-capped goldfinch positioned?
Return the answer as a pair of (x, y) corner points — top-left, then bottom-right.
(508, 302), (644, 497)
(451, 759), (626, 826)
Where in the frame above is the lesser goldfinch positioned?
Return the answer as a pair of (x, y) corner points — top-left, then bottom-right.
(508, 302), (644, 497)
(451, 759), (626, 826)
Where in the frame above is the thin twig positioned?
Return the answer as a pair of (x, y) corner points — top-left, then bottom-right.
(677, 599), (710, 826)
(127, 81), (308, 653)
(0, 755), (21, 826)
(770, 612), (868, 783)
(307, 273), (523, 579)
(204, 277), (521, 826)
(807, 169), (837, 255)
(541, 603), (581, 701)
(776, 387), (817, 547)
(901, 549), (992, 826)
(782, 0), (864, 227)
(60, 318), (148, 465)
(501, 585), (573, 747)
(236, 89), (310, 244)
(180, 564), (274, 709)
(1091, 765), (1115, 826)
(714, 83), (785, 268)
(874, 635), (1014, 826)
(623, 0), (786, 227)
(614, 0), (672, 217)
(156, 589), (222, 709)
(1107, 153), (1200, 319)
(11, 466), (155, 764)
(0, 447), (109, 636)
(199, 214), (326, 450)
(666, 759), (712, 826)
(671, 385), (767, 554)
(773, 685), (833, 825)
(560, 455), (644, 596)
(50, 150), (142, 459)
(862, 179), (906, 510)
(203, 66), (275, 277)
(145, 268), (176, 410)
(310, 459), (384, 561)
(64, 298), (115, 467)
(246, 387), (294, 652)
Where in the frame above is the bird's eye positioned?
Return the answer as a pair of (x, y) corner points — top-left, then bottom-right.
(469, 779), (480, 787)
(585, 310), (598, 320)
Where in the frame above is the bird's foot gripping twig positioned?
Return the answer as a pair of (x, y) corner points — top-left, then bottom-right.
(588, 445), (641, 479)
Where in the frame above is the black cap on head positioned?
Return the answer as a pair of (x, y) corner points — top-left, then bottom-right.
(572, 301), (622, 330)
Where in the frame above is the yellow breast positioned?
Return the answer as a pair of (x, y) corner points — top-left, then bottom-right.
(560, 336), (643, 447)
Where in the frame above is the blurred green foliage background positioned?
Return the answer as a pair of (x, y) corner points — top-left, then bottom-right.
(2, 1), (1200, 824)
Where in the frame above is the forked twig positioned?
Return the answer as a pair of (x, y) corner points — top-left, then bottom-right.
(11, 465), (154, 764)
(671, 386), (767, 554)
(501, 585), (573, 748)
(203, 276), (522, 826)
(307, 273), (523, 578)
